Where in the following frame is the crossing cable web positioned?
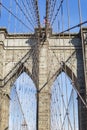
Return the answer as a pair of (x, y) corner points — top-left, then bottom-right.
(8, 51), (38, 130)
(0, 0), (87, 130)
(9, 72), (37, 130)
(4, 23), (45, 130)
(43, 0), (87, 130)
(46, 0), (87, 33)
(50, 72), (78, 130)
(43, 0), (87, 106)
(0, 0), (40, 33)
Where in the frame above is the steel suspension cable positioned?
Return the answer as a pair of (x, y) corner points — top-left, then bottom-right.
(14, 0), (34, 29)
(25, 0), (37, 26)
(57, 78), (73, 130)
(49, 0), (57, 23)
(65, 3), (76, 128)
(66, 74), (87, 108)
(51, 0), (64, 26)
(38, 39), (87, 109)
(51, 84), (62, 129)
(0, 2), (33, 32)
(51, 74), (75, 130)
(64, 0), (73, 122)
(48, 0), (53, 22)
(13, 85), (29, 130)
(78, 0), (87, 92)
(14, 0), (18, 33)
(21, 0), (35, 27)
(46, 0), (49, 35)
(47, 0), (51, 19)
(34, 0), (40, 30)
(8, 0), (12, 32)
(30, 0), (38, 25)
(59, 20), (87, 34)
(10, 61), (37, 129)
(65, 68), (69, 130)
(72, 89), (76, 130)
(0, 0), (1, 16)
(60, 8), (72, 128)
(61, 89), (74, 130)
(38, 51), (87, 108)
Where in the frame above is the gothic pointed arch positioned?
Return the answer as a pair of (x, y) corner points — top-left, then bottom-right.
(50, 65), (79, 130)
(9, 71), (37, 130)
(49, 62), (79, 93)
(0, 63), (36, 91)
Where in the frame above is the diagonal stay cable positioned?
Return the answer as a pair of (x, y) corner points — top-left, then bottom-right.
(25, 0), (37, 26)
(21, 0), (35, 27)
(51, 84), (63, 128)
(0, 41), (39, 88)
(30, 0), (38, 21)
(48, 0), (53, 20)
(57, 79), (73, 130)
(28, 0), (38, 26)
(0, 2), (33, 32)
(0, 0), (1, 17)
(49, 44), (87, 108)
(63, 89), (74, 130)
(39, 66), (62, 92)
(59, 20), (87, 34)
(34, 0), (41, 31)
(64, 70), (87, 108)
(13, 85), (29, 130)
(53, 83), (73, 130)
(49, 0), (58, 23)
(39, 49), (87, 108)
(14, 0), (34, 29)
(51, 0), (64, 26)
(48, 0), (54, 20)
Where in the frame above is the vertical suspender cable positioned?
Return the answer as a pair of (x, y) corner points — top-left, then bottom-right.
(25, 0), (37, 26)
(19, 0), (22, 33)
(8, 0), (12, 32)
(72, 88), (76, 130)
(0, 0), (1, 17)
(35, 0), (40, 33)
(21, 0), (35, 27)
(14, 0), (18, 33)
(14, 85), (29, 130)
(66, 0), (75, 128)
(46, 0), (49, 37)
(61, 2), (65, 62)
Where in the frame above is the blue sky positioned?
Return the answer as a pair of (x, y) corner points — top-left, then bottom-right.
(9, 72), (78, 130)
(51, 72), (78, 130)
(0, 0), (87, 33)
(9, 72), (37, 130)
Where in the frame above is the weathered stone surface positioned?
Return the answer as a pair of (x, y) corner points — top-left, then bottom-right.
(0, 27), (87, 130)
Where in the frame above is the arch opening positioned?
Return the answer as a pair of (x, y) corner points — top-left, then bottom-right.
(9, 72), (37, 130)
(50, 71), (79, 130)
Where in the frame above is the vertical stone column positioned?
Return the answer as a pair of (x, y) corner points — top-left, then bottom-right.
(77, 30), (87, 130)
(83, 29), (87, 99)
(0, 89), (10, 130)
(84, 31), (87, 130)
(38, 41), (50, 130)
(82, 30), (87, 130)
(38, 92), (50, 130)
(85, 40), (87, 104)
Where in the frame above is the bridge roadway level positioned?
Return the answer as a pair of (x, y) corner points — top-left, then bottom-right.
(0, 27), (87, 130)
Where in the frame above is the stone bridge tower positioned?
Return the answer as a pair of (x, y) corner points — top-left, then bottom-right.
(0, 27), (87, 130)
